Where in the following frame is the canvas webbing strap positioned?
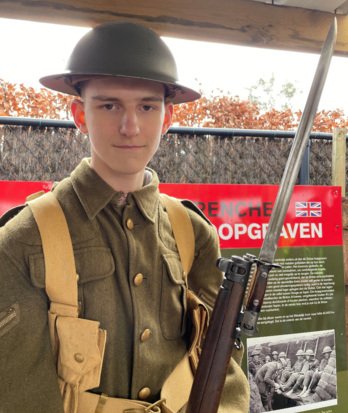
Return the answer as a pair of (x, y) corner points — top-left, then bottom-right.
(160, 194), (195, 278)
(160, 194), (196, 412)
(28, 192), (78, 318)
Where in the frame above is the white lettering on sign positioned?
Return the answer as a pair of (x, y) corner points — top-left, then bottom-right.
(215, 222), (323, 241)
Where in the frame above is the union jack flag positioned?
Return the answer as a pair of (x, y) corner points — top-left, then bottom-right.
(295, 201), (322, 217)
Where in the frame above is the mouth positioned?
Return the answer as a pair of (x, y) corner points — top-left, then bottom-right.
(112, 144), (146, 150)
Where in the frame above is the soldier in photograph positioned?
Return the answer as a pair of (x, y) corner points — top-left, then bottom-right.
(280, 349), (305, 387)
(249, 349), (263, 377)
(300, 346), (332, 397)
(254, 360), (283, 411)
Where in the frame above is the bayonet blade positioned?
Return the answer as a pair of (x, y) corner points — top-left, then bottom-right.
(260, 18), (337, 264)
(242, 18), (337, 336)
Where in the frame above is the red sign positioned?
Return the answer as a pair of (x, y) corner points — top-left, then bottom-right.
(160, 184), (342, 249)
(0, 181), (342, 249)
(0, 181), (53, 215)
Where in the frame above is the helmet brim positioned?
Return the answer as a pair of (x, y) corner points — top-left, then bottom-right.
(39, 72), (201, 104)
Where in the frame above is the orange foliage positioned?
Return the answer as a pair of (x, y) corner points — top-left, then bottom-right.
(172, 93), (348, 132)
(0, 80), (73, 119)
(0, 80), (347, 132)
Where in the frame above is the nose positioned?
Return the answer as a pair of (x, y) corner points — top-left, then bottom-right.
(119, 109), (140, 137)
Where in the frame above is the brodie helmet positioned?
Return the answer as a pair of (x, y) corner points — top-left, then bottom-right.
(40, 21), (200, 104)
(322, 346), (332, 354)
(296, 349), (305, 356)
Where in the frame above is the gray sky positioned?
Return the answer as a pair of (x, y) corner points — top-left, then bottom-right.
(1, 17), (347, 113)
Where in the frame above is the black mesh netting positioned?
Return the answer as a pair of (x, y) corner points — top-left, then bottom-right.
(0, 126), (346, 192)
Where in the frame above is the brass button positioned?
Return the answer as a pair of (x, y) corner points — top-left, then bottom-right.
(140, 328), (152, 342)
(138, 387), (151, 400)
(126, 218), (134, 230)
(133, 273), (144, 286)
(74, 353), (85, 363)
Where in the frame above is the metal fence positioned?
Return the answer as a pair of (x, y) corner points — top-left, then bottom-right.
(0, 117), (346, 192)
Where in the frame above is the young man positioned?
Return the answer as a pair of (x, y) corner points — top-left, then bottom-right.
(0, 22), (249, 412)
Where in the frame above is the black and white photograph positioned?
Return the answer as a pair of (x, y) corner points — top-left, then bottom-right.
(247, 330), (337, 413)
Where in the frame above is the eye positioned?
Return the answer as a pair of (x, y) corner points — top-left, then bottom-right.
(141, 104), (155, 112)
(102, 103), (119, 111)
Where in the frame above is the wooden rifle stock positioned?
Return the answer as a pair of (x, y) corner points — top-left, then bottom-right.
(186, 255), (254, 413)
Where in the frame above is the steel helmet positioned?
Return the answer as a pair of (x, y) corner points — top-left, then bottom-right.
(296, 349), (305, 356)
(305, 349), (315, 357)
(40, 21), (200, 104)
(279, 352), (286, 358)
(322, 346), (332, 354)
(272, 351), (278, 356)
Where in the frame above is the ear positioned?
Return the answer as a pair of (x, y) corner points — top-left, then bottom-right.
(161, 103), (174, 135)
(71, 99), (88, 134)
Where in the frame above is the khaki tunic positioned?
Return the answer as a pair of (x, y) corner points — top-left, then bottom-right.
(0, 159), (249, 412)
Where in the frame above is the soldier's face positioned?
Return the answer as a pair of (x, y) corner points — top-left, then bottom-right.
(71, 77), (173, 186)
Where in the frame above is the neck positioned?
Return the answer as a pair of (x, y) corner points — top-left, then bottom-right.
(107, 173), (144, 193)
(90, 159), (145, 193)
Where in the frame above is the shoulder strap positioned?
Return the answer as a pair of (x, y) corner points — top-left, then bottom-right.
(28, 192), (78, 317)
(160, 194), (195, 278)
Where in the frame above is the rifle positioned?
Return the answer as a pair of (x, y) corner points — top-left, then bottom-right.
(186, 18), (337, 413)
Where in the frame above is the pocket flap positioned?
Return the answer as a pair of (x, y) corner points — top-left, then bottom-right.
(162, 253), (184, 285)
(75, 247), (115, 283)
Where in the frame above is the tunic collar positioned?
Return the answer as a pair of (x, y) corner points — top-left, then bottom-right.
(70, 158), (160, 222)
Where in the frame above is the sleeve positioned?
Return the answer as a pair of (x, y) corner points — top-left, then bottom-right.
(185, 207), (250, 413)
(0, 211), (64, 413)
(263, 366), (277, 387)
